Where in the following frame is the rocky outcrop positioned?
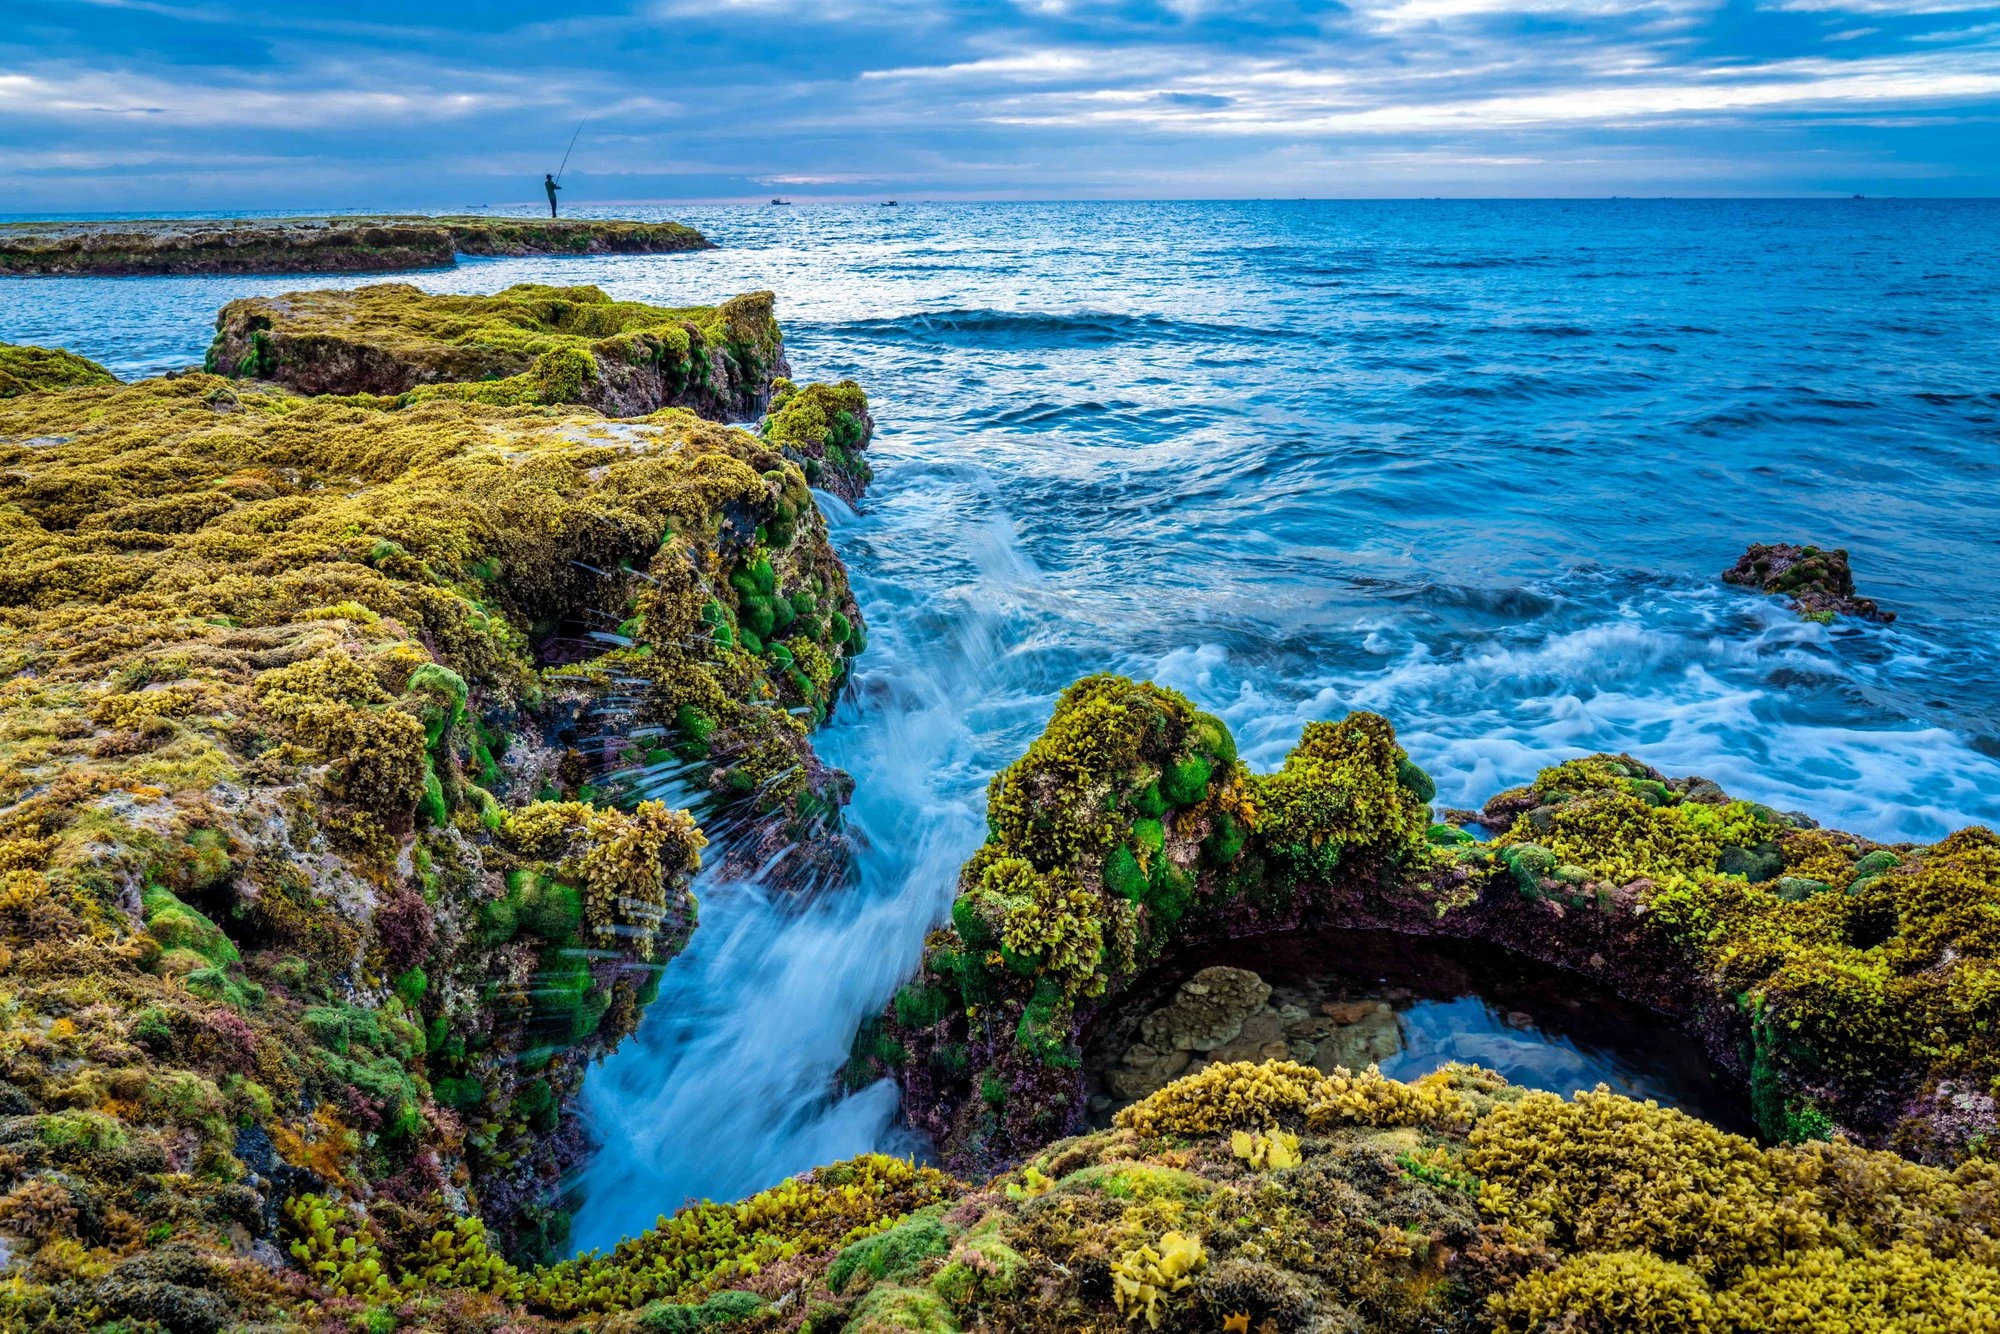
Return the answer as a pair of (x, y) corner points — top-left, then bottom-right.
(871, 677), (1997, 1183)
(206, 282), (787, 422)
(0, 288), (872, 1314)
(1723, 541), (1894, 622)
(0, 215), (710, 276)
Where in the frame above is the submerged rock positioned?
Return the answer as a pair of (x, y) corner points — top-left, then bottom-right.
(1311, 999), (1402, 1073)
(1723, 540), (1894, 622)
(207, 282), (787, 421)
(1108, 966), (1272, 1100)
(0, 214), (710, 276)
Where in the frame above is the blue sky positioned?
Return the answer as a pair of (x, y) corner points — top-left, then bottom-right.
(4, 0), (1998, 209)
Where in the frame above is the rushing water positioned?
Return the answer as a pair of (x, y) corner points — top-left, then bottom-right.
(6, 200), (1999, 1250)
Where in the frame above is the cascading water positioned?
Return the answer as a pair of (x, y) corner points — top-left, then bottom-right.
(9, 199), (1998, 1255)
(569, 481), (1060, 1249)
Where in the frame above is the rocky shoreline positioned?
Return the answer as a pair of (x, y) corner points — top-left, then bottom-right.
(0, 216), (711, 277)
(873, 680), (1995, 1181)
(0, 278), (875, 1309)
(0, 282), (1995, 1332)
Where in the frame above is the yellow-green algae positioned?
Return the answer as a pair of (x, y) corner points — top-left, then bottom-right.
(207, 283), (787, 420)
(760, 378), (874, 501)
(350, 1060), (1997, 1332)
(50, 1051), (1979, 1331)
(0, 342), (118, 398)
(876, 674), (1435, 1169)
(1482, 757), (2000, 1156)
(880, 676), (2000, 1187)
(0, 356), (869, 1323)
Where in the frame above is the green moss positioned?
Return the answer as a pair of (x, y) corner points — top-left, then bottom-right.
(827, 1215), (952, 1294)
(846, 1285), (961, 1332)
(762, 379), (874, 494)
(523, 1154), (960, 1316)
(1256, 712), (1431, 880)
(0, 341), (118, 397)
(210, 283), (784, 415)
(637, 1290), (767, 1332)
(142, 885), (240, 967)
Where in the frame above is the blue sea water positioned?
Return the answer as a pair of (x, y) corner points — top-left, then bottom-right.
(7, 199), (1999, 1247)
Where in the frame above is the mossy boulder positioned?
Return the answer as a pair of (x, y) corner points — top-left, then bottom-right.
(762, 377), (875, 501)
(207, 282), (786, 420)
(0, 341), (117, 397)
(882, 674), (1432, 1170)
(0, 322), (868, 1305)
(1723, 541), (1893, 622)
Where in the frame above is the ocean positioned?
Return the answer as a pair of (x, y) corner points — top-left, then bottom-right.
(7, 198), (1998, 1246)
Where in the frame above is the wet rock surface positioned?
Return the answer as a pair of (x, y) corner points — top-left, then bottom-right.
(1107, 966), (1272, 1099)
(1723, 540), (1894, 622)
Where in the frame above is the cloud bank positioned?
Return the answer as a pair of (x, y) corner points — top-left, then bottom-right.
(3, 0), (1996, 208)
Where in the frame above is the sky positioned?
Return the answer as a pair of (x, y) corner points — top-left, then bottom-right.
(4, 0), (1998, 209)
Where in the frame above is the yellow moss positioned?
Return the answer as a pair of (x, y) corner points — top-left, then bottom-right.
(1305, 1066), (1478, 1134)
(210, 283), (780, 397)
(1255, 711), (1430, 879)
(1488, 1250), (1719, 1333)
(1116, 1061), (1323, 1137)
(0, 342), (117, 397)
(1713, 1244), (2000, 1329)
(1467, 1089), (1828, 1274)
(1109, 1230), (1205, 1328)
(1229, 1127), (1300, 1170)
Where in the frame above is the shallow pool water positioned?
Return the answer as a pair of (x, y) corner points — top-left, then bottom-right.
(1082, 930), (1754, 1137)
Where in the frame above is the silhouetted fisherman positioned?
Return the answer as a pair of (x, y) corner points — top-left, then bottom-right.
(545, 173), (562, 218)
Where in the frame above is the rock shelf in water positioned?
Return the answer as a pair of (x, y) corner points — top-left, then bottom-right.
(873, 677), (1998, 1180)
(208, 283), (787, 424)
(0, 215), (711, 277)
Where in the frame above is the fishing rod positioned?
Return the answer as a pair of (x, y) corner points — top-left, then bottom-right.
(554, 115), (588, 184)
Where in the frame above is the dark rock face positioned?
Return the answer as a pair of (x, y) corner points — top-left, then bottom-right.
(1723, 541), (1895, 622)
(0, 216), (711, 277)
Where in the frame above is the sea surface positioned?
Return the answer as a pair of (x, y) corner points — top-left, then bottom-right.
(6, 200), (1999, 1251)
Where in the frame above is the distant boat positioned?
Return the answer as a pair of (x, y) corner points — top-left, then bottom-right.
(1853, 193), (1866, 200)
(771, 198), (791, 206)
(882, 200), (898, 207)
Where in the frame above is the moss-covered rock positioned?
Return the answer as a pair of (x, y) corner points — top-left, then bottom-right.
(881, 676), (1998, 1180)
(207, 282), (787, 420)
(0, 341), (118, 397)
(879, 675), (1433, 1172)
(762, 377), (875, 501)
(0, 319), (870, 1313)
(0, 215), (710, 277)
(486, 1062), (2000, 1333)
(1723, 541), (1894, 622)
